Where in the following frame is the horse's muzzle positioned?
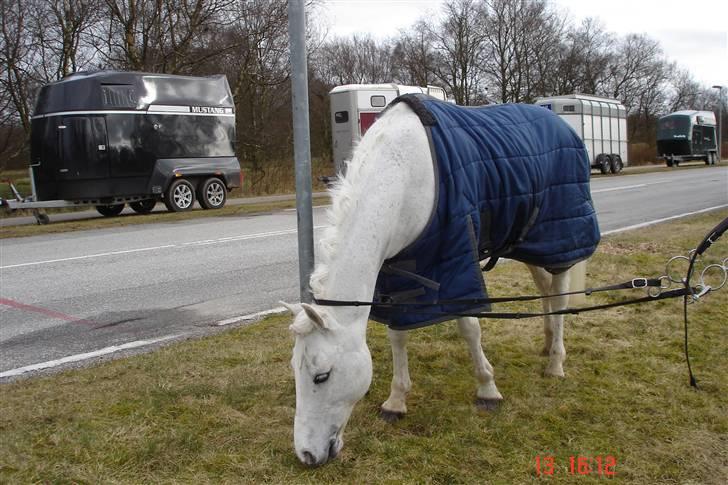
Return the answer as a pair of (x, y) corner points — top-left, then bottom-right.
(299, 436), (341, 467)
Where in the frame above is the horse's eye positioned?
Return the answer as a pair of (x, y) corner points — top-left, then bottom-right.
(313, 371), (330, 384)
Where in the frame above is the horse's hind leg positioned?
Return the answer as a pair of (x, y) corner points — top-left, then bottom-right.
(528, 265), (554, 356)
(528, 265), (570, 377)
(457, 317), (503, 410)
(381, 328), (411, 422)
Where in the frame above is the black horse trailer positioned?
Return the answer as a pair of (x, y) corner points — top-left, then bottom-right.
(7, 71), (242, 221)
(657, 110), (718, 166)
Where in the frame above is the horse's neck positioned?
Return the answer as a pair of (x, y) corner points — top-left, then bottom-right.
(315, 103), (435, 332)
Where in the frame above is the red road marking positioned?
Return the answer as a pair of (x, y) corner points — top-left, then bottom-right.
(0, 298), (93, 325)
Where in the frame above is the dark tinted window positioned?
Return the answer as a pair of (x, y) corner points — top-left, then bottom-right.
(657, 116), (691, 139)
(335, 111), (349, 123)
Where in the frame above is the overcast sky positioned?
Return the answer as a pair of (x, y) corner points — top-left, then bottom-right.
(319, 0), (727, 89)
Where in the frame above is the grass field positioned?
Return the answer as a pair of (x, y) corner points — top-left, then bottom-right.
(1, 211), (726, 483)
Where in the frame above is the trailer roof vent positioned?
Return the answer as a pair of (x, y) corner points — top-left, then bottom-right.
(101, 85), (138, 108)
(562, 104), (575, 112)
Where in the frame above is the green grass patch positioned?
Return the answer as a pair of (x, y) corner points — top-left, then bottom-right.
(1, 211), (726, 483)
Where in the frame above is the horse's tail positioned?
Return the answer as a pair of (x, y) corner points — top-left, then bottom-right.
(568, 259), (588, 306)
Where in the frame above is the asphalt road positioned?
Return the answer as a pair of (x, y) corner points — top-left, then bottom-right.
(1, 167), (726, 379)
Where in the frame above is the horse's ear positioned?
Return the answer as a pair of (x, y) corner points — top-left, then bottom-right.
(280, 301), (303, 315)
(301, 303), (332, 331)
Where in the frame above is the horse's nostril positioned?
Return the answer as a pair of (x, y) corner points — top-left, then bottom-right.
(301, 450), (317, 466)
(328, 439), (338, 460)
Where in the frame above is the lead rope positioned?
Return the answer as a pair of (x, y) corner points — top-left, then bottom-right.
(681, 216), (728, 388)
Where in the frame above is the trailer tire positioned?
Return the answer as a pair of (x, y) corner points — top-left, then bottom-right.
(666, 156), (674, 167)
(610, 154), (623, 173)
(130, 199), (157, 214)
(96, 204), (125, 217)
(198, 177), (227, 210)
(597, 154), (611, 174)
(164, 179), (196, 212)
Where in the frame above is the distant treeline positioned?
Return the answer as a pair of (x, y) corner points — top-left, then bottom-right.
(1, 0), (724, 183)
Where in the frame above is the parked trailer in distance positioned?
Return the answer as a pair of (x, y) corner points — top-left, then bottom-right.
(330, 84), (447, 174)
(657, 110), (718, 166)
(2, 71), (242, 223)
(535, 94), (628, 174)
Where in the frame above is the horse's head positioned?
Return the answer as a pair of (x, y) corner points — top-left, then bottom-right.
(283, 302), (372, 466)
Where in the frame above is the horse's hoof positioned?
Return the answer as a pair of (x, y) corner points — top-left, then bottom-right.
(544, 368), (565, 378)
(475, 398), (502, 412)
(379, 409), (405, 423)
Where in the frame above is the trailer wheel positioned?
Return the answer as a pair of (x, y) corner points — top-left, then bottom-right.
(96, 204), (125, 217)
(198, 177), (227, 210)
(666, 156), (674, 167)
(130, 199), (157, 214)
(164, 179), (196, 212)
(610, 154), (623, 174)
(597, 154), (611, 174)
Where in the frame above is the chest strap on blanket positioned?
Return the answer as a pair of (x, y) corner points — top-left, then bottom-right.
(479, 206), (542, 272)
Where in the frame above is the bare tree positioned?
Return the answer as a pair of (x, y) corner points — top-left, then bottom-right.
(391, 20), (438, 86)
(31, 0), (101, 79)
(430, 0), (488, 105)
(603, 33), (665, 112)
(666, 66), (703, 113)
(552, 17), (612, 96)
(0, 0), (37, 164)
(313, 34), (394, 86)
(98, 0), (234, 72)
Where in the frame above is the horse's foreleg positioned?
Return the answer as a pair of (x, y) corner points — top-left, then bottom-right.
(381, 328), (411, 422)
(457, 317), (503, 410)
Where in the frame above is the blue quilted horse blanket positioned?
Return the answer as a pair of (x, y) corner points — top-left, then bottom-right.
(370, 94), (600, 330)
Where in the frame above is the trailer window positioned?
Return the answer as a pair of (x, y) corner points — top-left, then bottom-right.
(370, 96), (386, 108)
(562, 105), (575, 112)
(334, 111), (349, 123)
(657, 116), (690, 139)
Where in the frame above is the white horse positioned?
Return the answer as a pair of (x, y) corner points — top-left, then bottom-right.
(283, 100), (588, 467)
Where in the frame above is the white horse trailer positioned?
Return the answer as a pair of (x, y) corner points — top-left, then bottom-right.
(536, 94), (628, 174)
(330, 84), (447, 174)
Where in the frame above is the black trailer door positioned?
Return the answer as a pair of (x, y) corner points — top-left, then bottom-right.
(57, 116), (109, 180)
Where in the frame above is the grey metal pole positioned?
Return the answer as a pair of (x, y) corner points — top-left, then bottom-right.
(713, 85), (724, 163)
(288, 0), (314, 303)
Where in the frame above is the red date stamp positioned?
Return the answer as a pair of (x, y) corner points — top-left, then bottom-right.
(535, 455), (616, 477)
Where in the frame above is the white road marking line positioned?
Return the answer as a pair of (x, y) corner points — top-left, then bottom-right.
(284, 204), (331, 212)
(1, 226), (326, 269)
(592, 183), (647, 193)
(0, 245), (176, 269)
(0, 335), (180, 379)
(602, 205), (728, 235)
(215, 306), (288, 326)
(591, 179), (674, 193)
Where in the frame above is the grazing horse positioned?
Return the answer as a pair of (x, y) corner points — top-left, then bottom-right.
(283, 94), (599, 466)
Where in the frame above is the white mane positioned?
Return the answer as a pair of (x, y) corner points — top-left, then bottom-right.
(309, 112), (393, 297)
(309, 148), (366, 296)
